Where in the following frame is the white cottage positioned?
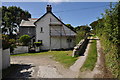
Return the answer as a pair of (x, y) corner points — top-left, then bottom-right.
(20, 5), (76, 50)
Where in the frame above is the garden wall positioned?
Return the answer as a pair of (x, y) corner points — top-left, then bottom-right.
(2, 49), (10, 69)
(72, 36), (89, 57)
(13, 46), (28, 54)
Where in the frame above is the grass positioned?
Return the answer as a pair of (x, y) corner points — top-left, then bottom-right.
(11, 51), (78, 68)
(80, 39), (97, 71)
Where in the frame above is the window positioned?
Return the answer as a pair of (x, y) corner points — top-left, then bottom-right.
(67, 38), (72, 43)
(28, 28), (30, 34)
(40, 27), (43, 33)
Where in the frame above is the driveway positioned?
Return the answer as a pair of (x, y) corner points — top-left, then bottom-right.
(5, 55), (78, 78)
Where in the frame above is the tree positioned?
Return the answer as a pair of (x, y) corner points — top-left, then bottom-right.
(66, 24), (75, 31)
(75, 31), (86, 44)
(74, 25), (91, 33)
(1, 6), (31, 38)
(19, 35), (31, 46)
(74, 25), (91, 44)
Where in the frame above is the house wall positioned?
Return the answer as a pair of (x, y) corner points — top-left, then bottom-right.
(36, 13), (51, 50)
(51, 36), (75, 49)
(0, 29), (2, 79)
(36, 13), (76, 50)
(0, 49), (2, 79)
(19, 27), (36, 37)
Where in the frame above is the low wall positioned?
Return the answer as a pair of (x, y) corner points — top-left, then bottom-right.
(2, 49), (10, 69)
(72, 36), (89, 57)
(13, 46), (28, 54)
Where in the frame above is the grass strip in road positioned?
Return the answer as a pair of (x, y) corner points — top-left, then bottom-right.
(80, 39), (97, 71)
(11, 51), (78, 68)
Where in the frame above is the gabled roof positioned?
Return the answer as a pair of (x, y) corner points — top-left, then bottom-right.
(34, 12), (76, 33)
(20, 18), (38, 27)
(20, 12), (76, 33)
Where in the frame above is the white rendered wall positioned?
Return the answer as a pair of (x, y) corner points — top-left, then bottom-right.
(36, 13), (76, 50)
(2, 49), (10, 69)
(36, 13), (51, 50)
(13, 46), (28, 54)
(0, 49), (2, 79)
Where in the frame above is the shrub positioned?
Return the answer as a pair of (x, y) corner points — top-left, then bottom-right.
(9, 39), (16, 53)
(34, 42), (42, 47)
(75, 31), (86, 44)
(2, 35), (16, 53)
(2, 35), (11, 50)
(19, 35), (31, 46)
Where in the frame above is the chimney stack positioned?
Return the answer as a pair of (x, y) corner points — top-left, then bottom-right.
(46, 5), (52, 13)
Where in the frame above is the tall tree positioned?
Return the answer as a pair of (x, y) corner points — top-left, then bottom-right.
(1, 6), (31, 38)
(66, 24), (74, 31)
(74, 25), (91, 33)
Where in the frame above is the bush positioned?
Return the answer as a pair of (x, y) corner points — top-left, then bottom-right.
(75, 31), (86, 44)
(19, 35), (31, 46)
(2, 35), (16, 53)
(9, 39), (16, 53)
(2, 35), (11, 50)
(34, 42), (42, 47)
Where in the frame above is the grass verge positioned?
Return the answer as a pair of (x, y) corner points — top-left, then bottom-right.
(11, 51), (78, 68)
(80, 39), (97, 71)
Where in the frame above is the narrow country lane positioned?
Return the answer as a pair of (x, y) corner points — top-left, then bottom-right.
(3, 37), (112, 79)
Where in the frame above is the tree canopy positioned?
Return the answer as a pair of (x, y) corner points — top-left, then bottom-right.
(74, 25), (91, 33)
(1, 6), (31, 38)
(66, 24), (75, 31)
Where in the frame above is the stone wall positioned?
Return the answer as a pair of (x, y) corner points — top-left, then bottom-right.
(13, 46), (28, 54)
(2, 49), (10, 69)
(72, 36), (89, 57)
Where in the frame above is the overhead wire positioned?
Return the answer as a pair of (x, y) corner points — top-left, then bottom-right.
(31, 5), (110, 15)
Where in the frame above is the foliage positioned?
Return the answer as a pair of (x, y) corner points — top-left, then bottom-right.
(66, 24), (75, 31)
(9, 39), (16, 53)
(1, 6), (31, 38)
(19, 35), (31, 46)
(2, 35), (16, 53)
(90, 2), (120, 78)
(75, 31), (86, 44)
(2, 35), (11, 50)
(75, 25), (91, 44)
(34, 42), (42, 47)
(74, 25), (91, 33)
(80, 39), (97, 71)
(34, 42), (42, 44)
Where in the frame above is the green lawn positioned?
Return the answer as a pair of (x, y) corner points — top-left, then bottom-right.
(80, 39), (97, 71)
(11, 51), (78, 68)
